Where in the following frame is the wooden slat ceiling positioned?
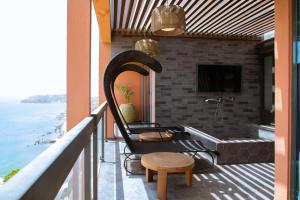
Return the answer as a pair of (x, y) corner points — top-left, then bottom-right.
(111, 0), (274, 40)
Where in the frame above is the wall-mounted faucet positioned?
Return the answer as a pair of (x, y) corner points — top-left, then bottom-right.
(205, 96), (234, 103)
(205, 98), (220, 104)
(204, 97), (234, 121)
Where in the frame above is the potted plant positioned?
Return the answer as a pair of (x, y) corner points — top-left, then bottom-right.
(114, 84), (135, 123)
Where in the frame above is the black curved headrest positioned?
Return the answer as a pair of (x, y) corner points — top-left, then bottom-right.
(104, 50), (162, 150)
(111, 64), (149, 85)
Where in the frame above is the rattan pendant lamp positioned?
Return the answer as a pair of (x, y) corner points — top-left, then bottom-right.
(151, 1), (186, 36)
(135, 38), (158, 56)
(135, 26), (158, 56)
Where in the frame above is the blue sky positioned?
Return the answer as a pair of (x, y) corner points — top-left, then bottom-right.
(0, 0), (99, 97)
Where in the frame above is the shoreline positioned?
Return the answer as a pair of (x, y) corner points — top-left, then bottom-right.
(33, 112), (66, 146)
(1, 111), (66, 181)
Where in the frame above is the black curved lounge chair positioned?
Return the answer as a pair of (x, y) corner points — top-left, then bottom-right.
(104, 50), (216, 173)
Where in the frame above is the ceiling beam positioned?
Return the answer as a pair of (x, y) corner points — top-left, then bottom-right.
(195, 0), (248, 33)
(188, 0), (235, 33)
(187, 0), (221, 33)
(228, 10), (274, 35)
(129, 0), (142, 32)
(112, 0), (275, 40)
(119, 0), (126, 30)
(213, 1), (274, 35)
(124, 0), (135, 31)
(113, 30), (260, 41)
(134, 0), (151, 32)
(196, 0), (270, 34)
(93, 0), (111, 43)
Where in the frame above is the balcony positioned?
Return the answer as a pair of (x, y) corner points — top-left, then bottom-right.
(0, 100), (275, 199)
(0, 0), (295, 199)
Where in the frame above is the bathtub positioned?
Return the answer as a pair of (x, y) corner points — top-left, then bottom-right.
(185, 125), (274, 165)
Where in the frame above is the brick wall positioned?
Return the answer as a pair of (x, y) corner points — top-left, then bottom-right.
(111, 35), (261, 139)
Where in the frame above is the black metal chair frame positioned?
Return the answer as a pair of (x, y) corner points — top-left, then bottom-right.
(104, 50), (216, 174)
(109, 64), (171, 142)
(110, 63), (184, 138)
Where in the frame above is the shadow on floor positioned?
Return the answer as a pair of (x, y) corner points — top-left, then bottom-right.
(98, 140), (274, 200)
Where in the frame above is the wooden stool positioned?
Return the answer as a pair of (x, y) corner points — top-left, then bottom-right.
(141, 152), (195, 200)
(139, 132), (173, 141)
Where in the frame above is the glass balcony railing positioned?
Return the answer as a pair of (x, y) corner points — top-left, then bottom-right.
(0, 102), (108, 200)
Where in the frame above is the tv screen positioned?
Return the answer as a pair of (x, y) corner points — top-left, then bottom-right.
(197, 64), (242, 92)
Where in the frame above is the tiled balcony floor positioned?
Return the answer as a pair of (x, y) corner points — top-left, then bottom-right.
(98, 140), (274, 200)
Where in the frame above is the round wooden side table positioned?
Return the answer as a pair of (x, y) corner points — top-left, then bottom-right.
(141, 152), (195, 200)
(138, 132), (173, 141)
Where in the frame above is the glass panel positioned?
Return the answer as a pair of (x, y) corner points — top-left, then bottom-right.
(98, 118), (103, 160)
(55, 151), (84, 200)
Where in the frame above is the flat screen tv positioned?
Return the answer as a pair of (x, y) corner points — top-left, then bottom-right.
(196, 64), (242, 92)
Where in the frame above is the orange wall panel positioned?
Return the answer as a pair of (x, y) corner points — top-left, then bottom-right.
(98, 39), (115, 138)
(115, 71), (142, 121)
(66, 0), (91, 199)
(66, 0), (91, 130)
(99, 40), (111, 103)
(274, 0), (292, 199)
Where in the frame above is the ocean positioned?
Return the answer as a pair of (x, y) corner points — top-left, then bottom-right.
(0, 98), (66, 177)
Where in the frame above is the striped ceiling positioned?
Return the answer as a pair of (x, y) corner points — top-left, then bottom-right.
(110, 0), (275, 40)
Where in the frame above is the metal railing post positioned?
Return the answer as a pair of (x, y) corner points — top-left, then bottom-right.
(92, 119), (98, 200)
(100, 113), (105, 161)
(84, 137), (92, 200)
(104, 110), (107, 141)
